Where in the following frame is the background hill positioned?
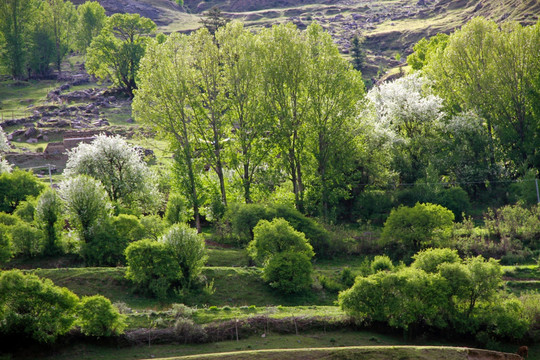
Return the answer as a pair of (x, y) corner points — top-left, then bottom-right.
(73, 0), (540, 80)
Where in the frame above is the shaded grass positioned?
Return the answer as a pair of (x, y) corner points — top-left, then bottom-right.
(0, 80), (57, 119)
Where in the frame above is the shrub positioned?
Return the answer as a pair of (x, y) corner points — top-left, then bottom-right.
(171, 303), (194, 319)
(160, 224), (207, 288)
(0, 212), (19, 226)
(81, 222), (127, 266)
(484, 204), (539, 250)
(340, 267), (356, 288)
(174, 317), (206, 343)
(35, 189), (62, 256)
(247, 218), (314, 265)
(111, 214), (145, 243)
(263, 251), (313, 294)
(412, 248), (461, 273)
(9, 222), (44, 258)
(164, 193), (191, 225)
(0, 224), (12, 264)
(0, 169), (43, 213)
(77, 295), (126, 337)
(382, 202), (454, 258)
(13, 197), (37, 223)
(140, 215), (166, 240)
(224, 203), (269, 245)
(0, 270), (79, 343)
(353, 190), (394, 225)
(125, 239), (181, 298)
(371, 255), (394, 273)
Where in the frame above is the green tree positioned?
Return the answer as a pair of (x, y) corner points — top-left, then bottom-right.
(263, 251), (313, 294)
(76, 295), (126, 337)
(75, 1), (106, 54)
(125, 239), (180, 298)
(35, 188), (62, 256)
(217, 21), (271, 204)
(0, 169), (43, 213)
(27, 11), (55, 78)
(304, 23), (364, 221)
(350, 35), (365, 71)
(0, 0), (36, 78)
(0, 224), (12, 264)
(0, 270), (79, 343)
(407, 33), (448, 71)
(382, 203), (454, 256)
(59, 175), (112, 243)
(86, 13), (156, 97)
(412, 247), (461, 273)
(133, 33), (203, 231)
(64, 134), (161, 212)
(9, 222), (44, 257)
(247, 218), (314, 265)
(42, 0), (77, 74)
(200, 6), (229, 36)
(159, 224), (207, 288)
(258, 23), (310, 211)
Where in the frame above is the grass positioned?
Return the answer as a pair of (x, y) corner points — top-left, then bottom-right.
(0, 80), (57, 119)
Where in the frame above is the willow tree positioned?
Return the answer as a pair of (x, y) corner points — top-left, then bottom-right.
(133, 34), (203, 231)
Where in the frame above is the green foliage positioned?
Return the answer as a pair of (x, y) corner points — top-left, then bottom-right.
(350, 35), (365, 70)
(125, 239), (181, 298)
(0, 0), (37, 78)
(35, 189), (62, 256)
(0, 224), (12, 264)
(164, 193), (191, 225)
(111, 214), (145, 243)
(0, 212), (19, 226)
(353, 190), (394, 225)
(224, 203), (270, 245)
(370, 255), (394, 273)
(412, 248), (461, 273)
(81, 222), (127, 266)
(484, 204), (540, 250)
(13, 197), (36, 223)
(263, 251), (313, 294)
(86, 13), (156, 96)
(41, 0), (77, 72)
(76, 295), (126, 337)
(0, 169), (43, 213)
(75, 1), (106, 53)
(340, 267), (356, 288)
(248, 218), (314, 266)
(139, 215), (166, 241)
(382, 203), (455, 258)
(407, 33), (448, 70)
(9, 222), (44, 257)
(160, 224), (207, 288)
(0, 270), (79, 343)
(200, 6), (229, 36)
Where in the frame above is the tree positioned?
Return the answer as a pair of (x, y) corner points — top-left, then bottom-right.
(75, 1), (106, 54)
(382, 203), (454, 256)
(26, 10), (55, 78)
(304, 23), (364, 221)
(247, 218), (314, 265)
(0, 270), (79, 343)
(200, 6), (229, 36)
(188, 28), (229, 205)
(9, 222), (44, 257)
(133, 33), (203, 231)
(160, 224), (207, 288)
(41, 0), (77, 74)
(217, 22), (273, 204)
(35, 188), (62, 256)
(411, 248), (461, 273)
(0, 169), (43, 213)
(350, 35), (365, 71)
(125, 239), (180, 298)
(86, 13), (156, 97)
(0, 224), (12, 264)
(407, 33), (448, 71)
(76, 295), (126, 337)
(0, 0), (36, 78)
(64, 134), (161, 212)
(59, 175), (111, 243)
(258, 23), (310, 211)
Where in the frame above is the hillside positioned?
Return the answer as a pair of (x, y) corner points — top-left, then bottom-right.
(78, 0), (540, 79)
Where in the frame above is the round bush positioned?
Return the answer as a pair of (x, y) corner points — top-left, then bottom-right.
(412, 248), (461, 273)
(77, 295), (126, 337)
(263, 251), (313, 294)
(125, 239), (181, 298)
(371, 255), (394, 273)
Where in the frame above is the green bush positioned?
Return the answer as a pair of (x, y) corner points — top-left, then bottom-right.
(353, 190), (394, 225)
(160, 224), (207, 288)
(224, 203), (269, 245)
(0, 212), (20, 226)
(76, 295), (126, 337)
(412, 248), (461, 273)
(140, 215), (166, 240)
(13, 197), (37, 223)
(0, 224), (12, 264)
(340, 267), (356, 288)
(247, 218), (314, 265)
(81, 222), (127, 266)
(484, 204), (539, 250)
(35, 189), (62, 256)
(111, 214), (145, 243)
(125, 239), (181, 298)
(9, 222), (44, 258)
(382, 202), (454, 259)
(0, 270), (79, 343)
(263, 251), (313, 294)
(165, 193), (191, 225)
(0, 169), (43, 213)
(371, 255), (394, 273)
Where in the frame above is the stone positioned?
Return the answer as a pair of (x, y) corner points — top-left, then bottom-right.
(24, 127), (39, 138)
(27, 138), (38, 143)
